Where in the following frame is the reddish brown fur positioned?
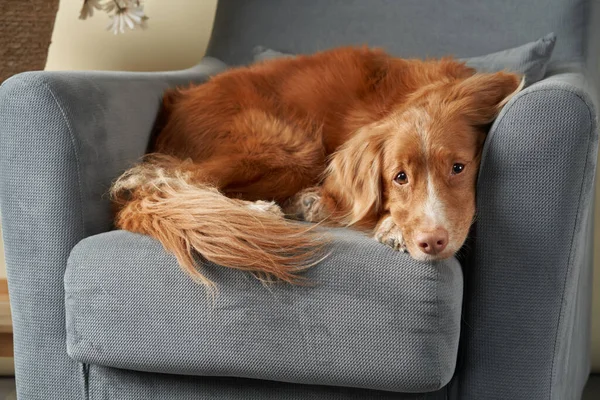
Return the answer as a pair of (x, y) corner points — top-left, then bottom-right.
(111, 46), (522, 287)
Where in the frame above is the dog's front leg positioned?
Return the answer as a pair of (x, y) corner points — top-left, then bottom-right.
(374, 215), (407, 252)
(282, 187), (332, 223)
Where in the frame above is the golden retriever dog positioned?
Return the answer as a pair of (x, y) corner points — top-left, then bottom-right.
(110, 47), (522, 288)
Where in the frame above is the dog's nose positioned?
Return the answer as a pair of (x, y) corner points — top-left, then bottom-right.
(415, 228), (448, 255)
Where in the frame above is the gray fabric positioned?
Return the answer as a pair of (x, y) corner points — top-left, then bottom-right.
(585, 0), (600, 74)
(87, 365), (448, 400)
(65, 228), (463, 393)
(462, 33), (556, 85)
(253, 33), (557, 87)
(448, 71), (598, 399)
(252, 46), (295, 62)
(207, 0), (586, 66)
(0, 58), (227, 400)
(583, 0), (600, 107)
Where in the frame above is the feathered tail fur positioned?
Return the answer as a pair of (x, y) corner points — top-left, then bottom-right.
(110, 155), (327, 290)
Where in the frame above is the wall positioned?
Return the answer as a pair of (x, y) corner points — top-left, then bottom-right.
(45, 0), (217, 72)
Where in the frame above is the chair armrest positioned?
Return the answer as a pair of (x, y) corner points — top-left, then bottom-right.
(452, 71), (598, 400)
(0, 57), (227, 399)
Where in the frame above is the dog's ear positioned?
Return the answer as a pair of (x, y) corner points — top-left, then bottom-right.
(323, 126), (386, 226)
(451, 72), (524, 126)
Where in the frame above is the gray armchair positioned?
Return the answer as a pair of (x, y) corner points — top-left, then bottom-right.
(1, 1), (598, 399)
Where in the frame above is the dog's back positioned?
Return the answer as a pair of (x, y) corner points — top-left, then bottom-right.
(153, 47), (475, 160)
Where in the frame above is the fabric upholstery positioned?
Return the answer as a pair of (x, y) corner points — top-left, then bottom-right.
(462, 33), (556, 85)
(86, 365), (447, 400)
(207, 0), (586, 65)
(1, 0), (598, 397)
(0, 58), (227, 400)
(253, 33), (557, 87)
(585, 0), (600, 76)
(448, 70), (598, 399)
(65, 228), (463, 393)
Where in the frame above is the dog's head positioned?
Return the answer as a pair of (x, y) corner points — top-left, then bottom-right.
(329, 71), (523, 260)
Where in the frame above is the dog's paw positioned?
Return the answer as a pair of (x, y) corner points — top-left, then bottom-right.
(247, 200), (284, 218)
(375, 216), (407, 252)
(283, 188), (328, 222)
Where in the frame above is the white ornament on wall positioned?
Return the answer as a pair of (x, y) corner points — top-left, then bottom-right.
(79, 0), (149, 34)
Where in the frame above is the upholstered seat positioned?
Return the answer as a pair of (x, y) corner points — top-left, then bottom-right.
(65, 229), (462, 393)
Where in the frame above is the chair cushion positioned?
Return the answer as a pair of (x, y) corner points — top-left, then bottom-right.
(253, 33), (557, 87)
(86, 364), (448, 399)
(65, 229), (463, 393)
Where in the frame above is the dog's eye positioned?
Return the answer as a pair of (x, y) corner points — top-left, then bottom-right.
(452, 163), (465, 175)
(394, 171), (408, 184)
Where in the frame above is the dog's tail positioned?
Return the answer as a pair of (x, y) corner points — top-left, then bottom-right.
(110, 155), (327, 291)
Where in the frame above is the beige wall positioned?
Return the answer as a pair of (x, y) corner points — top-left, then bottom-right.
(45, 0), (217, 72)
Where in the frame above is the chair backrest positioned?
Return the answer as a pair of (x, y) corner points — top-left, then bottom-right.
(206, 0), (590, 65)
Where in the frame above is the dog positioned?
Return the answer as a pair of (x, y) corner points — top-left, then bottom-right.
(110, 46), (522, 288)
